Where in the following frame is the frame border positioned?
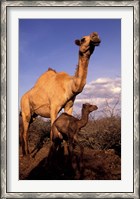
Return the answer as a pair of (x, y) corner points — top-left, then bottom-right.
(1, 0), (139, 198)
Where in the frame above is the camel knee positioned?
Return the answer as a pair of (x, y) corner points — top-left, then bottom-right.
(51, 125), (63, 142)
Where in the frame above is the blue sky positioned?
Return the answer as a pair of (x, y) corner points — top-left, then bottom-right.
(19, 19), (121, 116)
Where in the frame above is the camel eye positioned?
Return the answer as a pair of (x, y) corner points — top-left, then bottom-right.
(81, 38), (85, 43)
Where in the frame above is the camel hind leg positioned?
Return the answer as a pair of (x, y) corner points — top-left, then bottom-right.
(21, 112), (31, 156)
(20, 95), (32, 156)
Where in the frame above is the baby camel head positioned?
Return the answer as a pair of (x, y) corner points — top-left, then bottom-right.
(75, 32), (101, 57)
(82, 103), (98, 113)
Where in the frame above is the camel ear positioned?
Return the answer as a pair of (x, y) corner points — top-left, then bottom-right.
(75, 39), (81, 46)
(83, 104), (86, 108)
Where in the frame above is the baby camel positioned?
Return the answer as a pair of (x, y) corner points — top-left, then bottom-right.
(51, 103), (98, 154)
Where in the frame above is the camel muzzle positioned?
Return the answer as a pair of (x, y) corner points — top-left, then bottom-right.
(90, 32), (101, 46)
(91, 37), (101, 46)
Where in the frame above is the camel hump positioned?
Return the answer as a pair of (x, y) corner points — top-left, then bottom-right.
(48, 67), (56, 73)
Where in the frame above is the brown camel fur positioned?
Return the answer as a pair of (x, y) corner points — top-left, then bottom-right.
(51, 103), (98, 155)
(20, 32), (101, 155)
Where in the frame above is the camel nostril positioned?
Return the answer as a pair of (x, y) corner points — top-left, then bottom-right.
(93, 105), (98, 110)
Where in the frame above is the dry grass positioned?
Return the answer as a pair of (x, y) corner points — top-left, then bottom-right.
(77, 116), (121, 156)
(19, 114), (121, 180)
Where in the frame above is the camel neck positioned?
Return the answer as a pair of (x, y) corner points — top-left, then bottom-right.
(73, 54), (90, 92)
(77, 109), (89, 129)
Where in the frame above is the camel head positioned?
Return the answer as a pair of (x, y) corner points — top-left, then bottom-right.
(82, 103), (98, 113)
(75, 32), (101, 57)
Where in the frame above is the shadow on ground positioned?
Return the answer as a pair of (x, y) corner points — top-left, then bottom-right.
(20, 142), (121, 180)
(19, 116), (121, 180)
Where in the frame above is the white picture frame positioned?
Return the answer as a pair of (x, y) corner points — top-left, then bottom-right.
(1, 0), (139, 198)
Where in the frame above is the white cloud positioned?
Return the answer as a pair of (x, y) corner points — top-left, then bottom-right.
(111, 87), (121, 94)
(94, 77), (113, 84)
(73, 77), (121, 118)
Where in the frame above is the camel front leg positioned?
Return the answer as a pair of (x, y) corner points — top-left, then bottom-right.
(65, 106), (73, 115)
(50, 108), (59, 141)
(64, 96), (76, 115)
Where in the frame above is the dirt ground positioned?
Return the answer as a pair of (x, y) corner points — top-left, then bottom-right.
(19, 147), (121, 180)
(19, 136), (121, 180)
(19, 116), (121, 180)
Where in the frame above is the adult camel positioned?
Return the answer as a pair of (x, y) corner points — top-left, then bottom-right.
(20, 32), (101, 155)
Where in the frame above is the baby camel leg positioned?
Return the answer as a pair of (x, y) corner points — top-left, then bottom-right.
(63, 140), (69, 156)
